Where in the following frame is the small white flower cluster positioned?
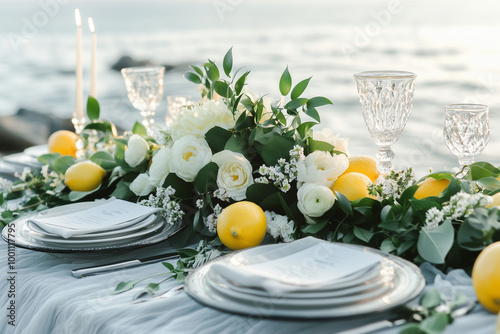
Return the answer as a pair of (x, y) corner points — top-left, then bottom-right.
(14, 167), (31, 182)
(41, 165), (64, 188)
(204, 204), (223, 233)
(265, 211), (295, 242)
(195, 198), (204, 209)
(424, 191), (493, 229)
(255, 145), (304, 192)
(213, 188), (231, 202)
(0, 177), (12, 193)
(371, 168), (416, 201)
(139, 186), (184, 225)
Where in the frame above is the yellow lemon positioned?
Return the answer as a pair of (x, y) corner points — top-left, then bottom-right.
(413, 178), (450, 199)
(64, 160), (106, 192)
(47, 130), (79, 157)
(472, 242), (500, 313)
(217, 201), (267, 250)
(342, 155), (380, 182)
(331, 172), (373, 202)
(487, 193), (500, 208)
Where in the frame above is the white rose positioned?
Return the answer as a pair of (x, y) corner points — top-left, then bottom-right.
(129, 173), (155, 196)
(212, 150), (254, 201)
(297, 150), (349, 188)
(313, 128), (349, 156)
(169, 135), (212, 182)
(149, 147), (172, 187)
(124, 134), (149, 167)
(297, 183), (336, 218)
(170, 100), (235, 141)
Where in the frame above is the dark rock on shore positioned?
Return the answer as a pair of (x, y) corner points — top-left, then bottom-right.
(0, 109), (73, 154)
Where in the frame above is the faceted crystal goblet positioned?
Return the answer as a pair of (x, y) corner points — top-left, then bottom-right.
(121, 66), (165, 136)
(354, 71), (416, 174)
(444, 104), (489, 169)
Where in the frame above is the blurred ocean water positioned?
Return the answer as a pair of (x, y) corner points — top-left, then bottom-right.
(1, 0), (500, 175)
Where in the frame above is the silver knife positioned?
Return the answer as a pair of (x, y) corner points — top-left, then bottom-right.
(71, 251), (178, 278)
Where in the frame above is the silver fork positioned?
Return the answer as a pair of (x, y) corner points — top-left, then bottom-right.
(133, 285), (184, 304)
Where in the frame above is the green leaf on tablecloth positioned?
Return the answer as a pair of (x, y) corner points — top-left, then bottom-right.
(279, 66), (292, 96)
(185, 72), (202, 84)
(400, 324), (427, 334)
(420, 312), (450, 333)
(132, 122), (147, 136)
(86, 96), (100, 121)
(417, 220), (454, 264)
(145, 283), (160, 295)
(223, 47), (233, 77)
(113, 280), (136, 294)
(90, 151), (117, 171)
(420, 288), (441, 309)
(291, 77), (312, 99)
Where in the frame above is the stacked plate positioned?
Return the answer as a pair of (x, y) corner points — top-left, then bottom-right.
(4, 199), (185, 253)
(185, 237), (425, 319)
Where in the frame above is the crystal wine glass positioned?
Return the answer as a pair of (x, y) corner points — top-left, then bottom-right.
(121, 66), (165, 136)
(444, 104), (489, 169)
(354, 71), (416, 174)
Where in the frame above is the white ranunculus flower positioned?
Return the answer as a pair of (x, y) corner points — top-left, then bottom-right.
(129, 173), (155, 196)
(297, 150), (349, 188)
(313, 128), (349, 156)
(124, 134), (149, 167)
(297, 183), (336, 218)
(212, 150), (254, 201)
(169, 135), (212, 182)
(149, 147), (172, 187)
(170, 100), (235, 141)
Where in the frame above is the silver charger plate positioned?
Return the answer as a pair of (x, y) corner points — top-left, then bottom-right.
(1, 202), (186, 253)
(185, 239), (425, 318)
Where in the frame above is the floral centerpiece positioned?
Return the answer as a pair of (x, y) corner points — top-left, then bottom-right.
(1, 49), (500, 274)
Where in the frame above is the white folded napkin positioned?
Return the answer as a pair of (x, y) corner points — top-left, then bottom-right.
(211, 238), (381, 294)
(29, 198), (160, 239)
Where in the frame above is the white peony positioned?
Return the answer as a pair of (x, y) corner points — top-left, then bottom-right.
(129, 173), (155, 196)
(169, 135), (212, 182)
(313, 128), (349, 156)
(124, 134), (149, 167)
(297, 183), (336, 218)
(212, 150), (254, 201)
(149, 147), (172, 187)
(170, 100), (235, 140)
(297, 150), (348, 188)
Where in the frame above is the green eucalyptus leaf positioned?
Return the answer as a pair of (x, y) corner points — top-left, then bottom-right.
(353, 226), (373, 243)
(194, 162), (219, 194)
(205, 126), (232, 153)
(111, 178), (135, 200)
(132, 122), (147, 136)
(163, 174), (194, 200)
(468, 163), (500, 180)
(235, 71), (250, 95)
(417, 220), (454, 264)
(207, 61), (220, 81)
(335, 191), (353, 216)
(307, 96), (333, 108)
(291, 77), (312, 99)
(214, 81), (233, 98)
(308, 139), (335, 153)
(260, 135), (294, 165)
(145, 283), (160, 295)
(184, 72), (202, 84)
(52, 156), (77, 174)
(223, 47), (233, 77)
(190, 65), (204, 77)
(296, 121), (318, 139)
(86, 96), (100, 121)
(90, 151), (117, 171)
(476, 176), (500, 192)
(279, 66), (292, 96)
(284, 98), (308, 110)
(304, 107), (321, 122)
(68, 185), (101, 201)
(420, 313), (450, 333)
(419, 288), (441, 309)
(113, 280), (136, 294)
(301, 220), (328, 234)
(399, 324), (427, 334)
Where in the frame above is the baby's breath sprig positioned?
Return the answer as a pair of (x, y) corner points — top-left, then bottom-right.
(139, 186), (184, 225)
(369, 167), (416, 201)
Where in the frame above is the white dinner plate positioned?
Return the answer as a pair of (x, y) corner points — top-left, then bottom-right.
(23, 215), (162, 246)
(185, 238), (425, 318)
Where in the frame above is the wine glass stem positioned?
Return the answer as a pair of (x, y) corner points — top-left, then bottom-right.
(458, 156), (474, 167)
(140, 110), (155, 136)
(376, 145), (395, 175)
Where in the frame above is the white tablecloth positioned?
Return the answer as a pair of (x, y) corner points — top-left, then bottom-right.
(0, 238), (497, 334)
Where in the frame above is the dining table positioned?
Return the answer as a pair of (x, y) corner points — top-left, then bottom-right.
(0, 149), (498, 334)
